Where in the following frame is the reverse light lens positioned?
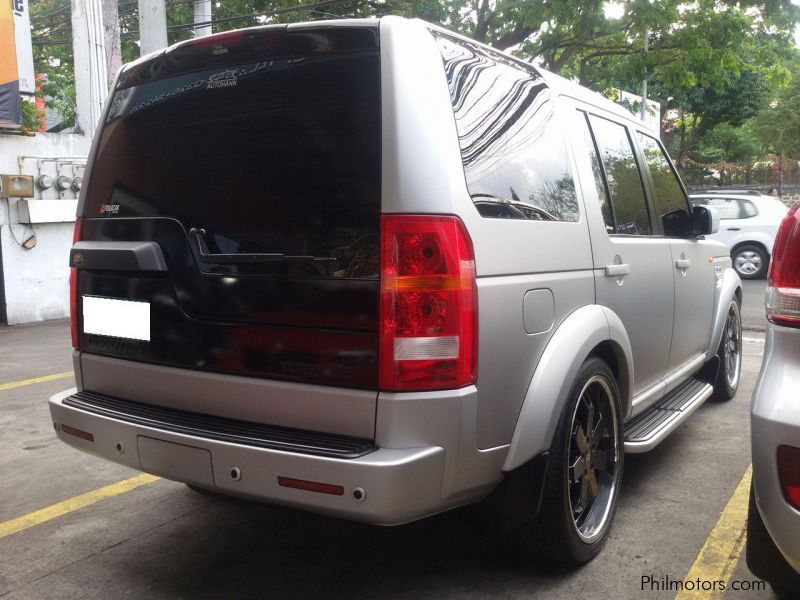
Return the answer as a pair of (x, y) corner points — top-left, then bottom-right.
(70, 218), (84, 348)
(379, 215), (477, 391)
(777, 445), (800, 510)
(767, 204), (800, 328)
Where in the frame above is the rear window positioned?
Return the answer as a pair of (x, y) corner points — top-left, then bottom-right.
(86, 46), (381, 278)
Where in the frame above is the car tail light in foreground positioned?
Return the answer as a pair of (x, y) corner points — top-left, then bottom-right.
(70, 217), (84, 348)
(777, 445), (800, 510)
(766, 204), (800, 327)
(379, 215), (477, 391)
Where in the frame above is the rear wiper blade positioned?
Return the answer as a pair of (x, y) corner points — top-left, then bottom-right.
(188, 228), (335, 265)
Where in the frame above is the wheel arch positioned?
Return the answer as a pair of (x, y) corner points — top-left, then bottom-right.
(707, 267), (743, 358)
(731, 238), (770, 258)
(502, 304), (633, 472)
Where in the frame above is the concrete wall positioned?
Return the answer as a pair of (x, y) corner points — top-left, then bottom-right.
(0, 132), (90, 324)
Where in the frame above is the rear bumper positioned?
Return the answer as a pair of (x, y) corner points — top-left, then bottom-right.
(751, 324), (800, 573)
(49, 388), (483, 525)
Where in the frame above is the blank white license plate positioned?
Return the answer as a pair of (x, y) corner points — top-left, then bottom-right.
(82, 296), (150, 341)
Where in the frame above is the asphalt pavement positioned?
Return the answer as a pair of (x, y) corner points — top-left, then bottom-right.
(0, 308), (772, 599)
(740, 279), (767, 332)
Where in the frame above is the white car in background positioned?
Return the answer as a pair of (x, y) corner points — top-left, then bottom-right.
(690, 193), (789, 279)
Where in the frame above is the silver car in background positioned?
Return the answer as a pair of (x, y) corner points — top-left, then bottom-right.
(747, 203), (800, 598)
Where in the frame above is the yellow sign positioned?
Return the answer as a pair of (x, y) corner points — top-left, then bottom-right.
(0, 0), (21, 125)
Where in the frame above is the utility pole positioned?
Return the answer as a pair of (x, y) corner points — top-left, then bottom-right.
(71, 0), (108, 136)
(640, 28), (649, 122)
(193, 0), (212, 38)
(138, 0), (167, 56)
(102, 0), (121, 85)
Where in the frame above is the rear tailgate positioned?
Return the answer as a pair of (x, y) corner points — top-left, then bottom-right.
(72, 25), (381, 435)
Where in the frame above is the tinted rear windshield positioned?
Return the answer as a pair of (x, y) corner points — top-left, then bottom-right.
(86, 47), (381, 278)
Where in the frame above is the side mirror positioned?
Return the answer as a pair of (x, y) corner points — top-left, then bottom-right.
(691, 206), (718, 236)
(662, 209), (691, 237)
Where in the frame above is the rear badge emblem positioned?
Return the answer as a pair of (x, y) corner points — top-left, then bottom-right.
(72, 253), (85, 266)
(99, 204), (120, 215)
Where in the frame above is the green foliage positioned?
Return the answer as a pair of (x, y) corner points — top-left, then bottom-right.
(695, 123), (763, 165)
(752, 73), (800, 159)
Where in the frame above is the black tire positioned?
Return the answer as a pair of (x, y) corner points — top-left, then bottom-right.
(746, 483), (800, 598)
(527, 357), (624, 564)
(713, 297), (742, 402)
(732, 244), (768, 280)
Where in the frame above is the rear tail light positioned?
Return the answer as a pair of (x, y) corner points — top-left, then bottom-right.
(70, 217), (84, 348)
(379, 215), (477, 391)
(777, 445), (800, 510)
(767, 204), (800, 328)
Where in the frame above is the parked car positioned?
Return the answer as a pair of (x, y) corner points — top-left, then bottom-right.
(690, 193), (789, 279)
(50, 18), (742, 564)
(701, 189), (765, 197)
(746, 204), (800, 598)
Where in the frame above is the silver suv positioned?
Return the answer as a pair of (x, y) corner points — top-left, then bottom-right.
(746, 204), (800, 597)
(50, 18), (742, 564)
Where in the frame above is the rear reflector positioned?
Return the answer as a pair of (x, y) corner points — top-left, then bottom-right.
(777, 445), (800, 510)
(379, 215), (478, 391)
(277, 476), (344, 496)
(767, 204), (800, 328)
(61, 424), (94, 442)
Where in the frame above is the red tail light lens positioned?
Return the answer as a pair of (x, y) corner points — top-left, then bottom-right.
(70, 217), (84, 348)
(777, 445), (800, 510)
(767, 205), (800, 328)
(379, 215), (477, 391)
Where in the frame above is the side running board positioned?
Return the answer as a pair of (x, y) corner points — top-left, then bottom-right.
(624, 378), (713, 453)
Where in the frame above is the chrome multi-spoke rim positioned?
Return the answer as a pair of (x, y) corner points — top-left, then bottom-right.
(723, 302), (742, 388)
(567, 375), (620, 543)
(734, 251), (762, 276)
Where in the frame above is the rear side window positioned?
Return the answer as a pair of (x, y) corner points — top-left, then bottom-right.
(86, 48), (381, 278)
(586, 115), (651, 235)
(741, 200), (758, 217)
(693, 197), (741, 219)
(636, 133), (689, 221)
(579, 112), (614, 233)
(432, 32), (579, 222)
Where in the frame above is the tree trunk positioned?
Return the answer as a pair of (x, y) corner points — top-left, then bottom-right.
(779, 152), (784, 197)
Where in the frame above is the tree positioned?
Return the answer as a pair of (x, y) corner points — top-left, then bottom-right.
(752, 74), (800, 194)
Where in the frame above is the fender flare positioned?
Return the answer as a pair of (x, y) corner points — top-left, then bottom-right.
(707, 267), (743, 358)
(502, 304), (634, 472)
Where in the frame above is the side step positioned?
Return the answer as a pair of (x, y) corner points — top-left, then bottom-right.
(624, 378), (713, 453)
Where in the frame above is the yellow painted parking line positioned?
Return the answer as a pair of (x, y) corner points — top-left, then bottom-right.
(0, 474), (160, 540)
(675, 465), (752, 599)
(0, 371), (73, 392)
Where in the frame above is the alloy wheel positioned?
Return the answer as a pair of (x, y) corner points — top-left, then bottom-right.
(724, 302), (742, 389)
(567, 375), (621, 543)
(734, 251), (762, 276)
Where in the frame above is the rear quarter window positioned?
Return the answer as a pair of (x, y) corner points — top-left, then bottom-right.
(432, 31), (579, 222)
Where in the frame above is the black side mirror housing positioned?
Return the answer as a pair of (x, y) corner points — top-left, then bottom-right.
(691, 205), (718, 236)
(662, 209), (691, 237)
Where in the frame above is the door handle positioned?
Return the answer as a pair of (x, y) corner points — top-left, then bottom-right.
(604, 263), (631, 277)
(675, 258), (692, 270)
(727, 227), (741, 231)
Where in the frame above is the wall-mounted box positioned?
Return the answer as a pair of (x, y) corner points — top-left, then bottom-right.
(17, 199), (78, 224)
